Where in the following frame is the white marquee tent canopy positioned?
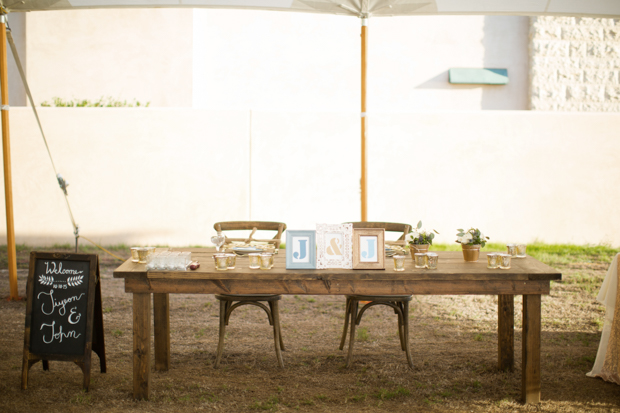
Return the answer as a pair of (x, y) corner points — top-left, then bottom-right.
(1, 0), (619, 301)
(1, 0), (620, 18)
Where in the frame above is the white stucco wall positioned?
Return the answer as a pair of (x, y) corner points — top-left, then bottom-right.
(192, 11), (530, 111)
(1, 108), (618, 246)
(14, 9), (528, 111)
(24, 9), (194, 107)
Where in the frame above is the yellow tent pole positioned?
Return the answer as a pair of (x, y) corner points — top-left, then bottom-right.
(360, 17), (368, 222)
(0, 14), (19, 300)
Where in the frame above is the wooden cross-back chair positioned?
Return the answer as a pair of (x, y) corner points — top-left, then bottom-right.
(340, 221), (414, 369)
(214, 221), (286, 250)
(212, 221), (287, 368)
(346, 222), (412, 247)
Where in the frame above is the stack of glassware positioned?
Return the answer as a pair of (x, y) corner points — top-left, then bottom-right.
(146, 251), (192, 271)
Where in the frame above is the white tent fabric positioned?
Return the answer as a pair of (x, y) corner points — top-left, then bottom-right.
(2, 0), (620, 18)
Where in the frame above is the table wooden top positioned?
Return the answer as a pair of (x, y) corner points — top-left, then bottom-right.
(113, 249), (562, 282)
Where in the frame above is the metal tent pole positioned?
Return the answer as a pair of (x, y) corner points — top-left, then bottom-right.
(360, 17), (368, 222)
(0, 14), (19, 300)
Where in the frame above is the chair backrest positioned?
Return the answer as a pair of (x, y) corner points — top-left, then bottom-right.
(345, 222), (412, 247)
(214, 221), (287, 248)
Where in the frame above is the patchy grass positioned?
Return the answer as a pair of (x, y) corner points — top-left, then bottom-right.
(0, 243), (618, 412)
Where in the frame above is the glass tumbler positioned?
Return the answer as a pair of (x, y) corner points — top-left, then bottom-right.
(487, 253), (499, 269)
(516, 244), (527, 258)
(225, 253), (237, 269)
(130, 247), (141, 263)
(248, 253), (261, 269)
(393, 255), (406, 272)
(146, 252), (157, 270)
(506, 244), (517, 257)
(214, 254), (228, 271)
(181, 251), (192, 269)
(260, 253), (273, 270)
(499, 253), (511, 269)
(137, 248), (149, 264)
(414, 253), (427, 269)
(426, 253), (438, 270)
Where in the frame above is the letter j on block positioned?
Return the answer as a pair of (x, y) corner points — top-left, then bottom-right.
(359, 236), (377, 262)
(292, 237), (310, 263)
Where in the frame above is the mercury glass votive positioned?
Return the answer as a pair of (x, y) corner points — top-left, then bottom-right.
(393, 255), (406, 271)
(225, 253), (237, 269)
(506, 244), (517, 257)
(414, 253), (427, 269)
(137, 247), (149, 264)
(248, 253), (261, 269)
(260, 253), (273, 270)
(214, 254), (228, 271)
(426, 253), (438, 270)
(487, 253), (499, 269)
(499, 253), (511, 270)
(516, 244), (527, 258)
(130, 247), (141, 263)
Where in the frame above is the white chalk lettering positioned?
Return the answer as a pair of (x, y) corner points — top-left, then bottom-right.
(45, 261), (83, 276)
(40, 321), (81, 344)
(68, 307), (81, 325)
(37, 289), (85, 316)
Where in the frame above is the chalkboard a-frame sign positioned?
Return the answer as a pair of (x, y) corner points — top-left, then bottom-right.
(22, 252), (106, 391)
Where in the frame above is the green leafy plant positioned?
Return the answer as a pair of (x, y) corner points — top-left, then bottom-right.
(409, 221), (439, 245)
(41, 96), (150, 107)
(456, 228), (489, 247)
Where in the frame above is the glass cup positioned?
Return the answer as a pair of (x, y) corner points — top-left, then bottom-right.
(426, 253), (438, 270)
(225, 253), (237, 269)
(393, 255), (406, 271)
(499, 253), (511, 269)
(414, 253), (427, 269)
(181, 251), (192, 269)
(487, 253), (499, 269)
(248, 253), (261, 269)
(260, 253), (273, 270)
(137, 247), (149, 264)
(516, 244), (527, 258)
(213, 254), (228, 271)
(506, 244), (517, 257)
(130, 247), (141, 263)
(146, 252), (157, 270)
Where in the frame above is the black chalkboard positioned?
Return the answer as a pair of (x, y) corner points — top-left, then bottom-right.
(22, 252), (106, 391)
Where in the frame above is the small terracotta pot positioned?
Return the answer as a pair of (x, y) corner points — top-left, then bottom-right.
(461, 244), (481, 262)
(409, 244), (429, 259)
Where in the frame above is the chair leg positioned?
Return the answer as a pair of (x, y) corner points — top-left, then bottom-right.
(269, 301), (285, 368)
(339, 297), (351, 350)
(403, 301), (414, 370)
(214, 299), (228, 369)
(345, 300), (359, 368)
(396, 302), (406, 351)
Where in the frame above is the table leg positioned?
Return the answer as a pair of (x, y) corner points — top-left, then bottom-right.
(153, 293), (170, 371)
(498, 294), (514, 371)
(522, 294), (541, 404)
(133, 293), (151, 400)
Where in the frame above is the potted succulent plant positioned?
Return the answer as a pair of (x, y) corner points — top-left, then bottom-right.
(409, 221), (439, 257)
(456, 228), (489, 262)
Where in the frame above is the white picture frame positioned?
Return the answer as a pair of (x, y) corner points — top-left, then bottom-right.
(316, 223), (353, 269)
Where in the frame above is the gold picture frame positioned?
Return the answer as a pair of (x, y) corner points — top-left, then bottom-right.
(352, 228), (385, 270)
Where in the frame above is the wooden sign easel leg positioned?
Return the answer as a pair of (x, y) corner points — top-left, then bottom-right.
(92, 264), (107, 373)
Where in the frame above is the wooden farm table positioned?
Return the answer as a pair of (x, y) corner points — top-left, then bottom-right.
(113, 248), (561, 403)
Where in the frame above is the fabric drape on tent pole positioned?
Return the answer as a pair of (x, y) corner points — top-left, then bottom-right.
(0, 14), (19, 300)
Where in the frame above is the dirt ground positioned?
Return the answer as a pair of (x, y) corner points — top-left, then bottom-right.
(0, 245), (619, 412)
